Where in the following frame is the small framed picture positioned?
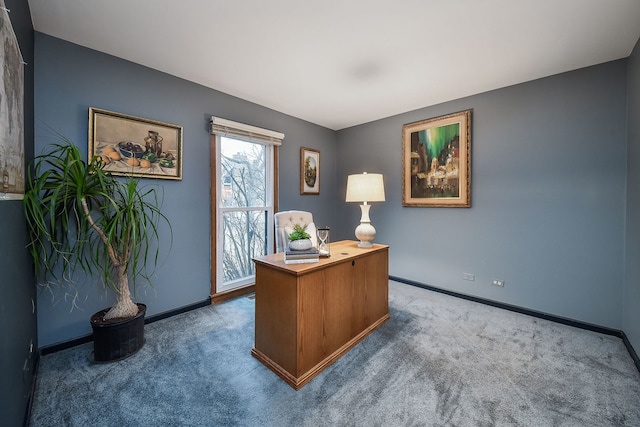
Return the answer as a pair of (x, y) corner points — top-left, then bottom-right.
(300, 147), (320, 195)
(89, 107), (183, 180)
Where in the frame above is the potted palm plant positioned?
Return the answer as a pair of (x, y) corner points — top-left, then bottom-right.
(23, 138), (171, 362)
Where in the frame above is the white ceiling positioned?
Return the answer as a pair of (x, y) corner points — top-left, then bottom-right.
(28, 0), (640, 130)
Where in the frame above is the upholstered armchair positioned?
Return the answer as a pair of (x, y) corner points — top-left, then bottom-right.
(274, 210), (317, 253)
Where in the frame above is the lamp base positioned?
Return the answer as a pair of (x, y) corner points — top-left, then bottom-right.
(354, 221), (376, 248)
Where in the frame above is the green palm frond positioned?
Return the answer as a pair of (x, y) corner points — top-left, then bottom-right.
(288, 223), (311, 241)
(24, 138), (171, 296)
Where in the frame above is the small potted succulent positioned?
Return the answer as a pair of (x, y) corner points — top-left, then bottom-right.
(288, 223), (312, 251)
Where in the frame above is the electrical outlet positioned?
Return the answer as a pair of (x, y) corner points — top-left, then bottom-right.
(463, 273), (475, 281)
(491, 279), (504, 287)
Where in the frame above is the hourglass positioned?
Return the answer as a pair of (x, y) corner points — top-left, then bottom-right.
(317, 226), (330, 257)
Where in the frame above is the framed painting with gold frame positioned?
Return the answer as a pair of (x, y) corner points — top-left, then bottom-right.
(89, 107), (183, 180)
(402, 109), (471, 207)
(300, 147), (320, 195)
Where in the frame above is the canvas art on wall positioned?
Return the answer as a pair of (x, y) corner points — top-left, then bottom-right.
(0, 2), (24, 200)
(402, 110), (471, 207)
(89, 108), (183, 180)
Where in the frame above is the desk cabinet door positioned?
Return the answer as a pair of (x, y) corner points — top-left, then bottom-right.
(352, 249), (389, 333)
(297, 249), (388, 375)
(254, 265), (298, 375)
(298, 261), (353, 374)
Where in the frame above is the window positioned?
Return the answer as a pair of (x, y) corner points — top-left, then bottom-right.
(210, 117), (283, 299)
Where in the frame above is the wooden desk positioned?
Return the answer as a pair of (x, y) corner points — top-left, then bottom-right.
(251, 240), (389, 389)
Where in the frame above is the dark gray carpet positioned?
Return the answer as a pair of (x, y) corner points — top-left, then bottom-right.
(29, 281), (640, 426)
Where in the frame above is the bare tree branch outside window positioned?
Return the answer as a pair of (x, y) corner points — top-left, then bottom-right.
(220, 139), (267, 283)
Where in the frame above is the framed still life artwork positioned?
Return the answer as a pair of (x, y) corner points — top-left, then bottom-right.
(300, 147), (320, 195)
(89, 108), (183, 180)
(402, 109), (471, 207)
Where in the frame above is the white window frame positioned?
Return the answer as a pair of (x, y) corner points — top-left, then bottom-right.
(215, 135), (275, 292)
(210, 117), (284, 297)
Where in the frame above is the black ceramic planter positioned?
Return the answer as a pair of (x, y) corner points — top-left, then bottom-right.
(90, 303), (146, 363)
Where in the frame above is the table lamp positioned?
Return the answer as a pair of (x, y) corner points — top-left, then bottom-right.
(345, 172), (385, 248)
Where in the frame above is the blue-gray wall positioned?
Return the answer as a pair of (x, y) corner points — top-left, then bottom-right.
(35, 31), (638, 350)
(336, 60), (628, 329)
(625, 39), (640, 351)
(34, 33), (337, 347)
(0, 1), (36, 425)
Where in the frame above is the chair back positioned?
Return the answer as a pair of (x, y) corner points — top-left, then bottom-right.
(274, 210), (317, 253)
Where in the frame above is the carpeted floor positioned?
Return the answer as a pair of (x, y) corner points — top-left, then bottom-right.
(29, 281), (640, 426)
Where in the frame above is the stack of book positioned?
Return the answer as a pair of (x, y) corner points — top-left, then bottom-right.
(284, 247), (319, 264)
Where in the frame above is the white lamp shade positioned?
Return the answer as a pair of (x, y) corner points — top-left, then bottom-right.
(346, 173), (385, 202)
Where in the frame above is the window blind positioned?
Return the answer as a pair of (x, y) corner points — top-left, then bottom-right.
(210, 116), (284, 146)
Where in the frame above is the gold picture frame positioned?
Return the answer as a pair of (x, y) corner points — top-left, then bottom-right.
(89, 107), (183, 180)
(300, 147), (320, 195)
(402, 109), (471, 207)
